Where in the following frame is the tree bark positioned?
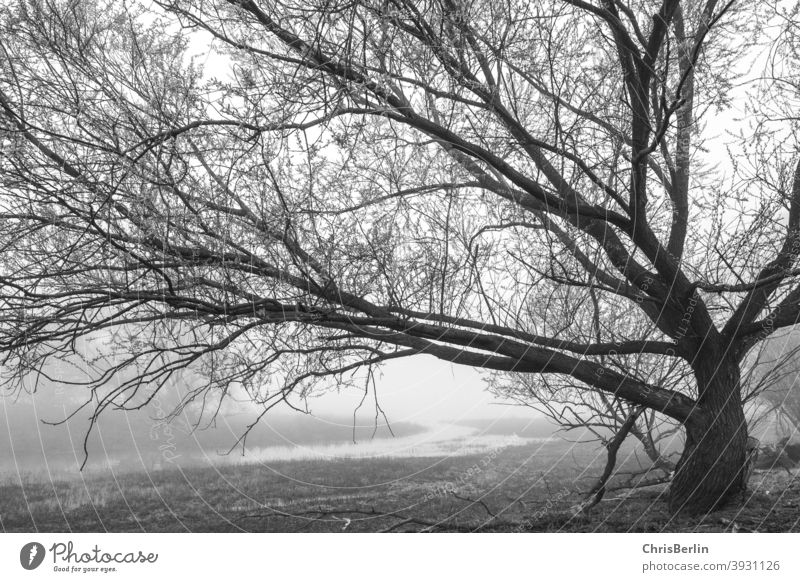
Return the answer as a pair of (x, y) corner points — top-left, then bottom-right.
(669, 349), (748, 514)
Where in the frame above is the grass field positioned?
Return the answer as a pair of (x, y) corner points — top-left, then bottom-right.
(3, 432), (799, 533)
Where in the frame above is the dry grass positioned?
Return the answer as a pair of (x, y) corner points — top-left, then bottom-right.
(1, 440), (798, 532)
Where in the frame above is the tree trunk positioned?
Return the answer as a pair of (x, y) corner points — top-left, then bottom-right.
(669, 351), (748, 514)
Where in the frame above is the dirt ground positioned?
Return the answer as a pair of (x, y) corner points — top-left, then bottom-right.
(498, 469), (800, 533)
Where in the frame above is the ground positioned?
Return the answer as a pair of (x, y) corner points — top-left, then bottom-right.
(2, 439), (798, 532)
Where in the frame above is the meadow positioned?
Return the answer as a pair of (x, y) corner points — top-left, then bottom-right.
(2, 418), (798, 533)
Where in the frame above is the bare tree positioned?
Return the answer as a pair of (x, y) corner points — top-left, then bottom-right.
(490, 309), (683, 508)
(1, 0), (800, 515)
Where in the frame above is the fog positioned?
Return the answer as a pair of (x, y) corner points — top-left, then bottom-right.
(0, 354), (554, 481)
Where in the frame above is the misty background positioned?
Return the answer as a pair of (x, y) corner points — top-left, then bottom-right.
(4, 329), (800, 482)
(1, 355), (562, 480)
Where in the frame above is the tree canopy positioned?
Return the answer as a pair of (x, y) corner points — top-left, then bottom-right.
(2, 0), (800, 513)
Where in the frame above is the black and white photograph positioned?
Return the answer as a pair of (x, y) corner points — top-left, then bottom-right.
(1, 0), (799, 577)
